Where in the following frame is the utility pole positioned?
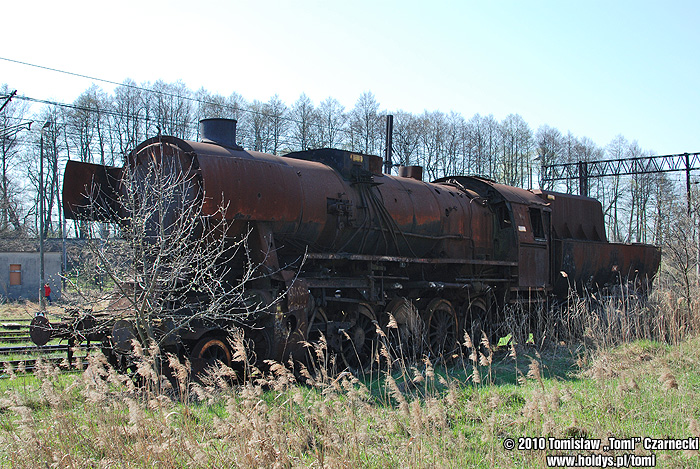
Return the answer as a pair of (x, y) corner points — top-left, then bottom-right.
(39, 120), (51, 308)
(0, 90), (16, 114)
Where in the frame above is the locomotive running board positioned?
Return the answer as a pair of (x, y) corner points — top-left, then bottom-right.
(305, 252), (517, 267)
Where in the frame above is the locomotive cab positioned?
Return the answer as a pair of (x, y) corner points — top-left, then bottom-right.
(435, 176), (553, 293)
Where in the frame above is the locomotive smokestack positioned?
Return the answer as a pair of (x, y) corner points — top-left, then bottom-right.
(199, 118), (239, 149)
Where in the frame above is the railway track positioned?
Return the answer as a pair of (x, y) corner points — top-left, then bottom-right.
(1, 356), (88, 373)
(0, 343), (90, 355)
(0, 332), (32, 343)
(0, 320), (32, 343)
(0, 322), (91, 375)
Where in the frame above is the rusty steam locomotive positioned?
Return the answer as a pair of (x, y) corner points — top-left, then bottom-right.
(31, 118), (661, 371)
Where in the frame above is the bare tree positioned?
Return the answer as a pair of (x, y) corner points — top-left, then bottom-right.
(225, 92), (249, 148)
(149, 81), (195, 139)
(652, 173), (678, 246)
(113, 80), (147, 164)
(662, 203), (699, 322)
(419, 110), (447, 180)
(349, 92), (383, 155)
(249, 100), (270, 152)
(289, 93), (317, 151)
(392, 110), (421, 168)
(466, 114), (500, 180)
(443, 112), (464, 176)
(498, 114), (532, 187)
(0, 85), (30, 233)
(317, 97), (346, 148)
(265, 94), (288, 155)
(17, 105), (66, 239)
(73, 146), (284, 376)
(576, 137), (603, 199)
(623, 141), (647, 242)
(38, 106), (65, 237)
(66, 86), (102, 164)
(535, 124), (563, 190)
(604, 135), (628, 241)
(561, 131), (580, 193)
(195, 89), (229, 120)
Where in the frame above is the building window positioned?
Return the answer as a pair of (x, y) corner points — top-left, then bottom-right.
(9, 264), (21, 286)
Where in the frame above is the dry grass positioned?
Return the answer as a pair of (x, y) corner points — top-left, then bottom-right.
(0, 338), (697, 468)
(0, 300), (43, 321)
(0, 279), (699, 467)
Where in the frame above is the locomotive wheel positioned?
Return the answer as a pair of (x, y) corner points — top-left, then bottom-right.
(424, 298), (458, 360)
(306, 307), (329, 343)
(384, 298), (422, 361)
(339, 304), (378, 372)
(192, 335), (233, 369)
(305, 307), (330, 368)
(243, 327), (273, 367)
(466, 298), (494, 354)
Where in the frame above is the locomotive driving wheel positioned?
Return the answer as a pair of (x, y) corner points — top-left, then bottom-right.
(384, 297), (422, 360)
(192, 335), (233, 370)
(466, 298), (496, 354)
(423, 298), (458, 360)
(305, 307), (330, 369)
(339, 304), (378, 372)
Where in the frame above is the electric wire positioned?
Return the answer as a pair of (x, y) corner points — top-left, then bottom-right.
(0, 56), (383, 146)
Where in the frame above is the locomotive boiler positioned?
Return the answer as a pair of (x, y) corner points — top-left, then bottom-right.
(32, 118), (661, 372)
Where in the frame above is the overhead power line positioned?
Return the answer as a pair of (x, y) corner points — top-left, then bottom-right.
(0, 56), (363, 136)
(1, 57), (153, 97)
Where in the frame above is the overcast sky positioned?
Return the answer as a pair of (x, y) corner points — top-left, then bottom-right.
(2, 0), (698, 155)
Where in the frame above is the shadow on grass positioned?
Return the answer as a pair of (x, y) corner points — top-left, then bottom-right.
(360, 343), (583, 403)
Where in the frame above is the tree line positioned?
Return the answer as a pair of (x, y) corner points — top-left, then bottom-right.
(0, 80), (692, 247)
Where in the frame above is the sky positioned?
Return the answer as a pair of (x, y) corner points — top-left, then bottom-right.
(1, 0), (699, 155)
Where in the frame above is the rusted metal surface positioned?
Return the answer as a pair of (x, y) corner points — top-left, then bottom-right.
(66, 138), (498, 262)
(511, 202), (551, 288)
(304, 252), (517, 266)
(398, 165), (423, 181)
(518, 241), (550, 288)
(63, 160), (123, 222)
(438, 176), (548, 208)
(189, 143), (496, 260)
(29, 315), (51, 346)
(65, 136), (658, 294)
(199, 150), (303, 221)
(436, 176), (554, 288)
(30, 311), (110, 347)
(553, 239), (661, 297)
(199, 118), (241, 150)
(533, 189), (606, 241)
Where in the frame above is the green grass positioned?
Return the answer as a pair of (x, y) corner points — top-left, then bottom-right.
(0, 337), (697, 467)
(0, 290), (699, 468)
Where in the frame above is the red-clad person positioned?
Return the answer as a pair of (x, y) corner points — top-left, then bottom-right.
(44, 283), (52, 305)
